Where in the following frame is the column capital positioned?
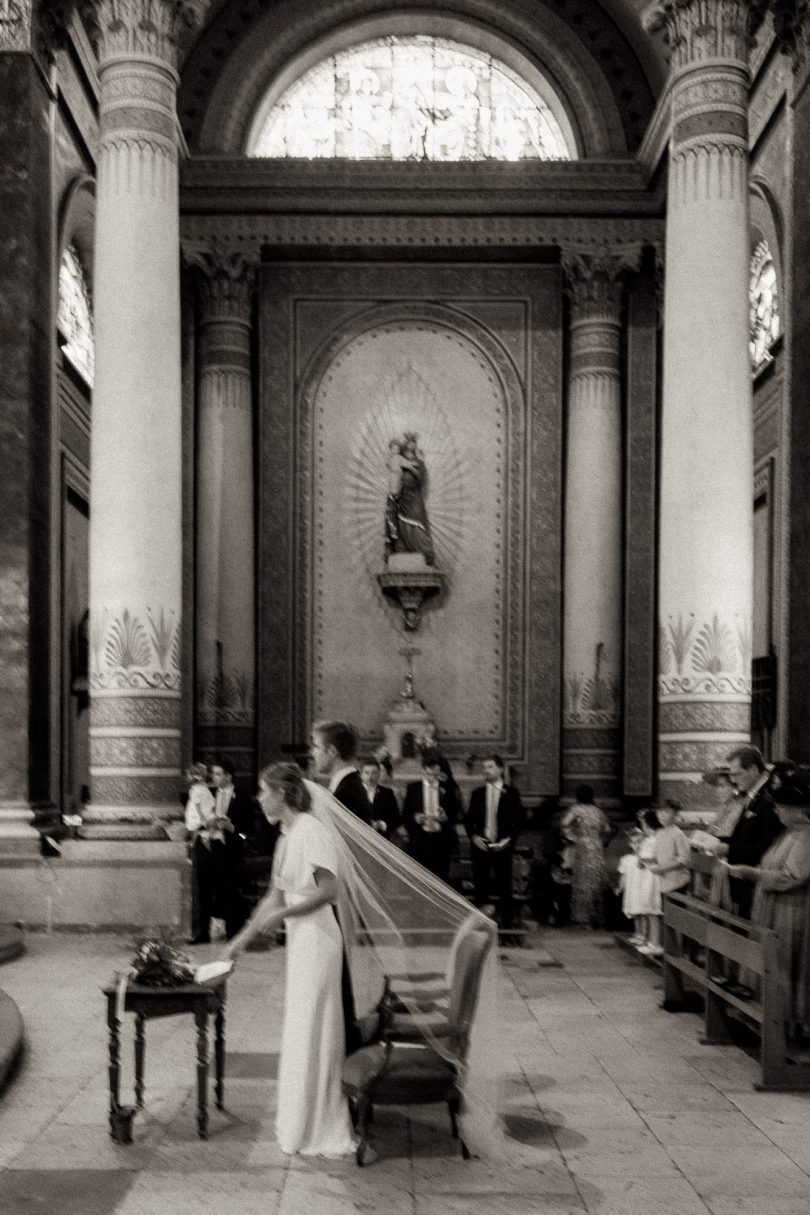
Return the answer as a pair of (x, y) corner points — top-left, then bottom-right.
(185, 243), (257, 324)
(643, 0), (755, 70)
(561, 244), (643, 313)
(87, 0), (209, 68)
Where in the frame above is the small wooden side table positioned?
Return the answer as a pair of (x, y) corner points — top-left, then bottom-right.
(103, 975), (228, 1142)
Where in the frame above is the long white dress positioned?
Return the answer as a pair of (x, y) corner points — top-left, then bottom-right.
(273, 812), (358, 1157)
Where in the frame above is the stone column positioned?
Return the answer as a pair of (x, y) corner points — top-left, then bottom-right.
(0, 2), (58, 846)
(189, 249), (256, 781)
(645, 0), (754, 802)
(561, 247), (640, 799)
(88, 1), (202, 820)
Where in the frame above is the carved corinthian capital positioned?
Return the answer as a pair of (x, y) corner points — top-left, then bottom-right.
(186, 244), (256, 325)
(92, 0), (209, 68)
(561, 245), (643, 314)
(643, 0), (754, 69)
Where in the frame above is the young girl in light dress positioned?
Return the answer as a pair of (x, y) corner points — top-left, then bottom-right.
(629, 810), (663, 954)
(616, 829), (646, 944)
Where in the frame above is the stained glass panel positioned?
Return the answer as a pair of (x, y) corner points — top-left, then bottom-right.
(252, 36), (573, 161)
(749, 239), (780, 374)
(58, 244), (95, 387)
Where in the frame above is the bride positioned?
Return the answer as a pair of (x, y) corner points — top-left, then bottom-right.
(225, 762), (357, 1157)
(225, 758), (501, 1162)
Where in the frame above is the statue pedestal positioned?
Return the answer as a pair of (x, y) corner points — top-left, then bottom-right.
(378, 553), (445, 631)
(382, 694), (437, 763)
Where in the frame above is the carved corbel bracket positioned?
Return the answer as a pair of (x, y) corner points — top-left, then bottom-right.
(377, 569), (446, 632)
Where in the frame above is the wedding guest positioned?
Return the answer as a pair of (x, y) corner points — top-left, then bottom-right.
(208, 759), (254, 939)
(225, 763), (359, 1158)
(616, 828), (647, 946)
(702, 767), (743, 851)
(726, 745), (781, 918)
(723, 770), (810, 1032)
(635, 809), (663, 954)
(358, 755), (401, 839)
(561, 785), (611, 928)
(185, 762), (216, 944)
(464, 754), (523, 927)
(403, 750), (462, 883)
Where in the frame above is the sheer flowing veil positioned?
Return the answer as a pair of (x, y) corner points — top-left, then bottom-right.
(305, 779), (502, 1156)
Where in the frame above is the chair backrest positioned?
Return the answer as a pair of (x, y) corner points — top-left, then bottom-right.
(446, 923), (493, 1058)
(445, 912), (483, 990)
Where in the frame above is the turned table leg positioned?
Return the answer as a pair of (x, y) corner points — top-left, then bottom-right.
(106, 1000), (122, 1140)
(214, 1002), (225, 1111)
(195, 1008), (209, 1138)
(134, 1013), (146, 1108)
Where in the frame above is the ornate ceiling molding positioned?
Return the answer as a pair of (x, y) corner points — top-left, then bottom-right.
(181, 212), (664, 258)
(180, 155), (663, 218)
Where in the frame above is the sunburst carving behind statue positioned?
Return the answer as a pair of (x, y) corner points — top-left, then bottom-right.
(344, 360), (469, 619)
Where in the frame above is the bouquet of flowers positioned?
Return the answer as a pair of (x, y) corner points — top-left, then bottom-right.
(128, 929), (195, 987)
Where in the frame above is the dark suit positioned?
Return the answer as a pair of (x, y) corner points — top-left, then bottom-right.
(364, 784), (401, 838)
(727, 783), (781, 917)
(464, 783), (523, 926)
(333, 769), (372, 824)
(403, 778), (462, 882)
(194, 788), (252, 941)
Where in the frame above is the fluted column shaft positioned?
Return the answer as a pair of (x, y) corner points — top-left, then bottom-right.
(191, 252), (256, 779)
(648, 0), (754, 801)
(562, 250), (639, 797)
(88, 1), (191, 818)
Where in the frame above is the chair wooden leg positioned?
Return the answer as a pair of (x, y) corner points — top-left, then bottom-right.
(355, 1097), (371, 1167)
(449, 1097), (469, 1158)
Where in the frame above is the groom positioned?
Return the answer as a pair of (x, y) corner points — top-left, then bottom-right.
(310, 720), (371, 824)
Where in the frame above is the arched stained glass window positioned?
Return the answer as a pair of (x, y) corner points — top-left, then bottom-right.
(250, 36), (573, 161)
(749, 239), (780, 374)
(58, 244), (95, 387)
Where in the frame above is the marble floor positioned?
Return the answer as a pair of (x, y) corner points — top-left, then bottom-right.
(1, 930), (809, 1214)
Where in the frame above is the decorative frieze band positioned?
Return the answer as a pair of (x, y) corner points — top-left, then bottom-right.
(180, 214), (664, 256)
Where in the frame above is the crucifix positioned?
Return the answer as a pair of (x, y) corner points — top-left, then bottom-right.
(398, 644), (422, 701)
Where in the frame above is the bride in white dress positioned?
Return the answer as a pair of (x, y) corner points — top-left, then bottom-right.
(225, 762), (357, 1158)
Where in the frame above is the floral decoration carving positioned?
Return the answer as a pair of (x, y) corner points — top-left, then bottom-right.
(90, 607), (181, 690)
(659, 610), (752, 695)
(197, 669), (254, 724)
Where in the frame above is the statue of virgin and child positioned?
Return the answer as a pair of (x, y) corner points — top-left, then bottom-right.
(384, 432), (435, 565)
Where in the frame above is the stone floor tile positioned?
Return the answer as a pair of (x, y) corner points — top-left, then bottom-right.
(415, 1194), (584, 1215)
(10, 1121), (159, 1171)
(114, 1169), (287, 1215)
(0, 1169), (137, 1215)
(279, 1166), (414, 1215)
(575, 1175), (712, 1215)
(705, 1200), (810, 1215)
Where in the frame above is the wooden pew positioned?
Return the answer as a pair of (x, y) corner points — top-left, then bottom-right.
(662, 888), (810, 1092)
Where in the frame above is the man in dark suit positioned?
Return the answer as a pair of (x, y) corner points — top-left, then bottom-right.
(310, 719), (370, 823)
(193, 759), (254, 942)
(359, 756), (401, 840)
(725, 745), (781, 918)
(403, 750), (462, 883)
(464, 754), (523, 927)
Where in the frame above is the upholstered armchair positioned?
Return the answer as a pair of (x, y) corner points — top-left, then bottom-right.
(342, 920), (493, 1165)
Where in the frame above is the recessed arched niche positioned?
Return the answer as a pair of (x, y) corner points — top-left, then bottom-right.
(186, 1), (638, 157)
